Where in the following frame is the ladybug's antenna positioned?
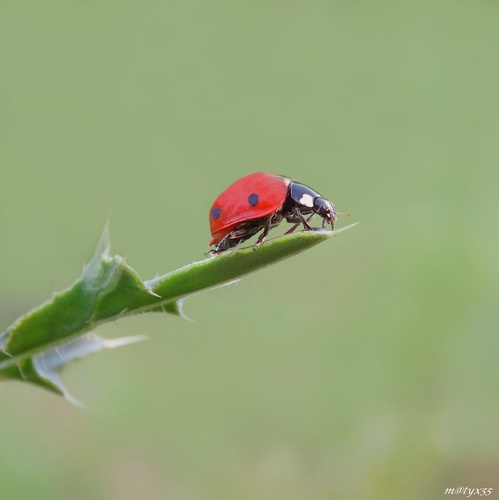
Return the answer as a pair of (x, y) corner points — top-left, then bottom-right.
(328, 210), (350, 230)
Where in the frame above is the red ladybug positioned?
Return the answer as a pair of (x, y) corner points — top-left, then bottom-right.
(209, 172), (337, 252)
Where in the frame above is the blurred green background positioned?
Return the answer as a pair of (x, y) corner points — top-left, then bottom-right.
(1, 0), (499, 498)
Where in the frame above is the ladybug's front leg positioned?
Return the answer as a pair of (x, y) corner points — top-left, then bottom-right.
(284, 208), (314, 232)
(284, 213), (315, 235)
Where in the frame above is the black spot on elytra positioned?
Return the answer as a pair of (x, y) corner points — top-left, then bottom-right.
(211, 207), (222, 219)
(248, 193), (259, 206)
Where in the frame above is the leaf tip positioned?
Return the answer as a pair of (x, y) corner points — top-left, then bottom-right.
(333, 222), (359, 234)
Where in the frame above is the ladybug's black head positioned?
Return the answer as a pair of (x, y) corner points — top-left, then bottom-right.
(313, 197), (336, 229)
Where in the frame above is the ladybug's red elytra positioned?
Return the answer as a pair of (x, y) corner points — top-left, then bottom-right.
(208, 172), (338, 253)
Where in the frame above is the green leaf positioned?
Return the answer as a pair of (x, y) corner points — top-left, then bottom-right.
(0, 223), (357, 402)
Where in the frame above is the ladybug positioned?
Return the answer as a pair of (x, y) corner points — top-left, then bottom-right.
(209, 172), (338, 253)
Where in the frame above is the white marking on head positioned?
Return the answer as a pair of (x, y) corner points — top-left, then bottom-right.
(299, 193), (314, 208)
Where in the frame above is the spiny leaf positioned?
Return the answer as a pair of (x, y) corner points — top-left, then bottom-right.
(0, 223), (357, 402)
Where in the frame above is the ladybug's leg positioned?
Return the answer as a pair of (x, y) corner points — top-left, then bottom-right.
(284, 214), (315, 235)
(216, 228), (256, 252)
(214, 217), (270, 253)
(253, 215), (276, 250)
(252, 212), (284, 249)
(214, 234), (235, 252)
(284, 208), (314, 232)
(253, 210), (283, 250)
